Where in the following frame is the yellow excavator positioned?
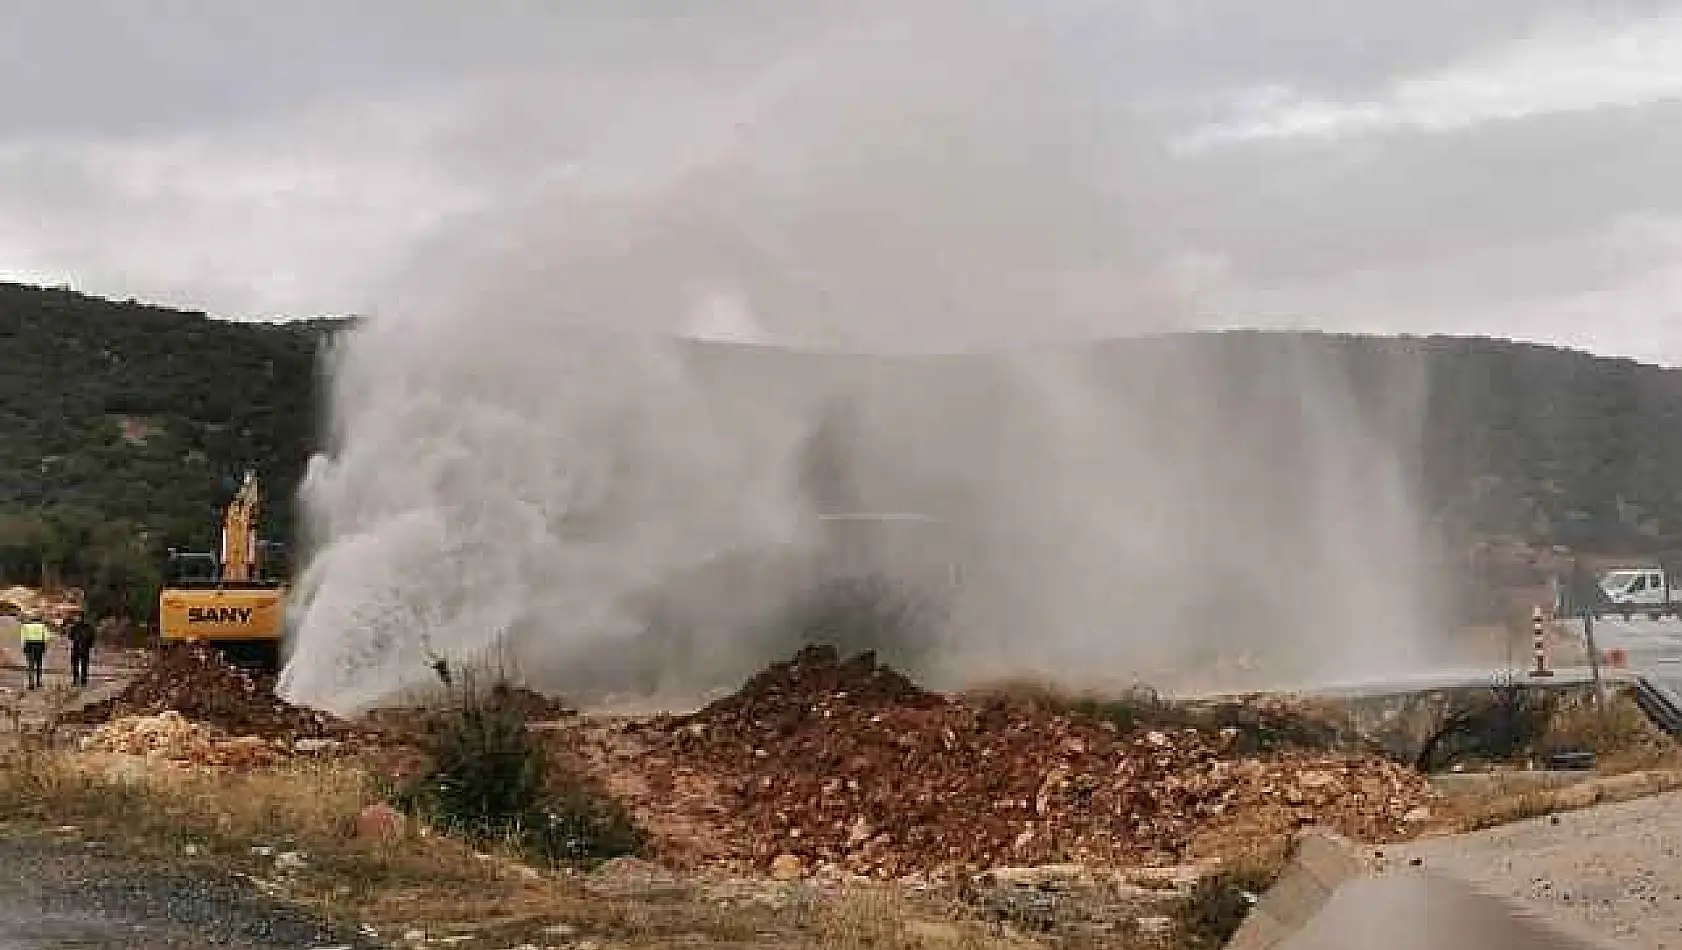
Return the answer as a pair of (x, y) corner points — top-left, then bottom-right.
(157, 469), (288, 671)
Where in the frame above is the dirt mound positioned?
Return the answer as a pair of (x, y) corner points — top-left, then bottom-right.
(61, 646), (346, 739)
(682, 644), (935, 727)
(79, 711), (287, 768)
(642, 648), (1436, 876)
(486, 682), (576, 721)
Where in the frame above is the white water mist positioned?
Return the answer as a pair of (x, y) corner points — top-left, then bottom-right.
(279, 3), (1444, 713)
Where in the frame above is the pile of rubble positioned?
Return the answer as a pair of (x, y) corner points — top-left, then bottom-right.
(61, 646), (348, 739)
(642, 646), (1436, 876)
(1180, 693), (1378, 756)
(485, 682), (577, 721)
(0, 585), (84, 623)
(79, 711), (286, 768)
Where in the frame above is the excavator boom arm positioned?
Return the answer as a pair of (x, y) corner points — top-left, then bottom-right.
(219, 470), (262, 583)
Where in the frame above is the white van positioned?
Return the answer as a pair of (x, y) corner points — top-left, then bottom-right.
(1599, 567), (1682, 614)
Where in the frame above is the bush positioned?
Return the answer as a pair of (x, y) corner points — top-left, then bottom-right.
(394, 676), (644, 866)
(1415, 684), (1558, 772)
(988, 683), (1371, 755)
(1173, 860), (1281, 950)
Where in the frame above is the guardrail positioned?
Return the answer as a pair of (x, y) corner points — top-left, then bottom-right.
(1631, 675), (1682, 737)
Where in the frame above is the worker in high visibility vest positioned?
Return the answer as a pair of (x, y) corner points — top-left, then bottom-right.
(19, 614), (50, 690)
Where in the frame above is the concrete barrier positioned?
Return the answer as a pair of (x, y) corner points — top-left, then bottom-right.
(1269, 871), (1620, 950)
(1224, 828), (1373, 950)
(1227, 830), (1623, 949)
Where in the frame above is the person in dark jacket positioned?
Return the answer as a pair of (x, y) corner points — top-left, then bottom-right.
(65, 611), (95, 688)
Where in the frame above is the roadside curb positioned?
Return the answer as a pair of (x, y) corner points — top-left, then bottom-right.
(1224, 827), (1372, 950)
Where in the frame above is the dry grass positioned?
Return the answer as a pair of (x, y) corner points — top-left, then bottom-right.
(0, 751), (371, 843)
(0, 750), (516, 911)
(802, 891), (1027, 950)
(1169, 855), (1283, 950)
(1451, 769), (1682, 832)
(1456, 790), (1566, 832)
(1424, 689), (1682, 833)
(0, 750), (1053, 949)
(1547, 689), (1682, 771)
(964, 679), (1366, 756)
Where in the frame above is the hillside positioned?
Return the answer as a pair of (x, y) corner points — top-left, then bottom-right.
(1, 280), (1681, 620)
(0, 283), (338, 615)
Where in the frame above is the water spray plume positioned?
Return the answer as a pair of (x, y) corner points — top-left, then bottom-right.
(279, 4), (1444, 714)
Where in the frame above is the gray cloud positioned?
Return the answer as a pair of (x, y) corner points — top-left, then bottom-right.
(4, 1), (1682, 360)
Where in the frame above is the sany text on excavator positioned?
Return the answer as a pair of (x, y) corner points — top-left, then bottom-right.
(157, 469), (288, 671)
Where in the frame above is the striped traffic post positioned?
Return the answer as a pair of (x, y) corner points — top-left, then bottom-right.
(1530, 605), (1553, 677)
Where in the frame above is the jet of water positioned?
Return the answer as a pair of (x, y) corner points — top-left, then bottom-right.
(280, 3), (1445, 714)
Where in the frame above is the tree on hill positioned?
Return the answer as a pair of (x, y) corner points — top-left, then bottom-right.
(3, 281), (1682, 623)
(0, 282), (340, 621)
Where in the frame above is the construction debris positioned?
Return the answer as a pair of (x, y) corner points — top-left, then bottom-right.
(60, 645), (348, 739)
(616, 646), (1436, 876)
(79, 711), (286, 768)
(0, 585), (84, 622)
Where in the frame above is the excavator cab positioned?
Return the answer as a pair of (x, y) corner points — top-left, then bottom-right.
(164, 550), (221, 587)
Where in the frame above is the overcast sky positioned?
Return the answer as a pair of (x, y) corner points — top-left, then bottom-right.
(4, 1), (1682, 361)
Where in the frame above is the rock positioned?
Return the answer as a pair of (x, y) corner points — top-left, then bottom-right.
(80, 710), (292, 768)
(182, 843), (200, 857)
(541, 924), (577, 938)
(649, 646), (1439, 874)
(986, 864), (1087, 889)
(274, 850), (308, 872)
(770, 853), (806, 880)
(403, 929), (427, 943)
(1402, 806), (1432, 824)
(1134, 916), (1173, 936)
(356, 803), (407, 842)
(846, 814), (873, 848)
(293, 737), (341, 754)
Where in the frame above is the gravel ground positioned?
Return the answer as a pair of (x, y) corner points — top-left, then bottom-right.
(0, 833), (381, 949)
(1389, 788), (1682, 949)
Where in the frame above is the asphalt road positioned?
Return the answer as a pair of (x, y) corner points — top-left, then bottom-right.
(0, 834), (376, 950)
(1562, 616), (1682, 669)
(1390, 788), (1682, 949)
